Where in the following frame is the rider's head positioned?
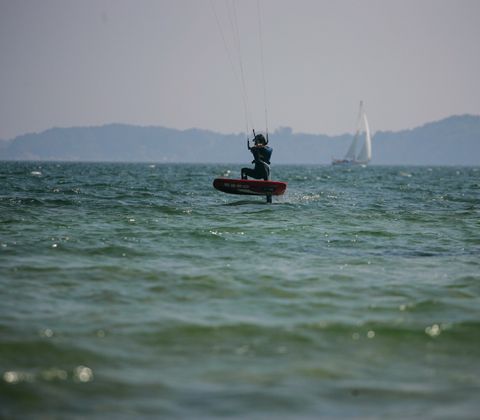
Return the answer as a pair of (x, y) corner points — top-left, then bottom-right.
(254, 133), (267, 145)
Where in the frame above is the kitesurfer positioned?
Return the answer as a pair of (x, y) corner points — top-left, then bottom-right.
(241, 133), (272, 181)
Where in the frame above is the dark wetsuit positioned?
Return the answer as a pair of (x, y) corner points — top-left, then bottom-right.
(241, 145), (272, 181)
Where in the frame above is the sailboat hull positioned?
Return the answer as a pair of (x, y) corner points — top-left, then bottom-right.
(332, 159), (369, 166)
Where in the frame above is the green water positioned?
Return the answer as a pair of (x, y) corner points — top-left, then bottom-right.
(1, 162), (479, 419)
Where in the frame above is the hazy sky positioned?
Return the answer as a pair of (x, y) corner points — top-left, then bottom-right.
(1, 0), (479, 140)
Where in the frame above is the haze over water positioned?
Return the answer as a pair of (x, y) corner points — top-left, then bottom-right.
(1, 162), (479, 418)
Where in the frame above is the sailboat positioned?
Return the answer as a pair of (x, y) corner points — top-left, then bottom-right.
(333, 101), (372, 165)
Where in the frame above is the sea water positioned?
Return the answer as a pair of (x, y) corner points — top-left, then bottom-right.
(1, 162), (479, 419)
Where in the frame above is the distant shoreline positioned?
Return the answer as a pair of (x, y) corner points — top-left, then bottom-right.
(1, 114), (479, 165)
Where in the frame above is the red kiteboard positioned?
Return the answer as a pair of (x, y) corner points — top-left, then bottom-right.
(213, 178), (287, 197)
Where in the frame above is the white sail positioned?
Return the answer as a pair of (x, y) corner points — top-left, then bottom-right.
(344, 131), (359, 161)
(356, 109), (371, 163)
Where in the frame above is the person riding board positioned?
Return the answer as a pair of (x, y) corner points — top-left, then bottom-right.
(241, 133), (272, 181)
